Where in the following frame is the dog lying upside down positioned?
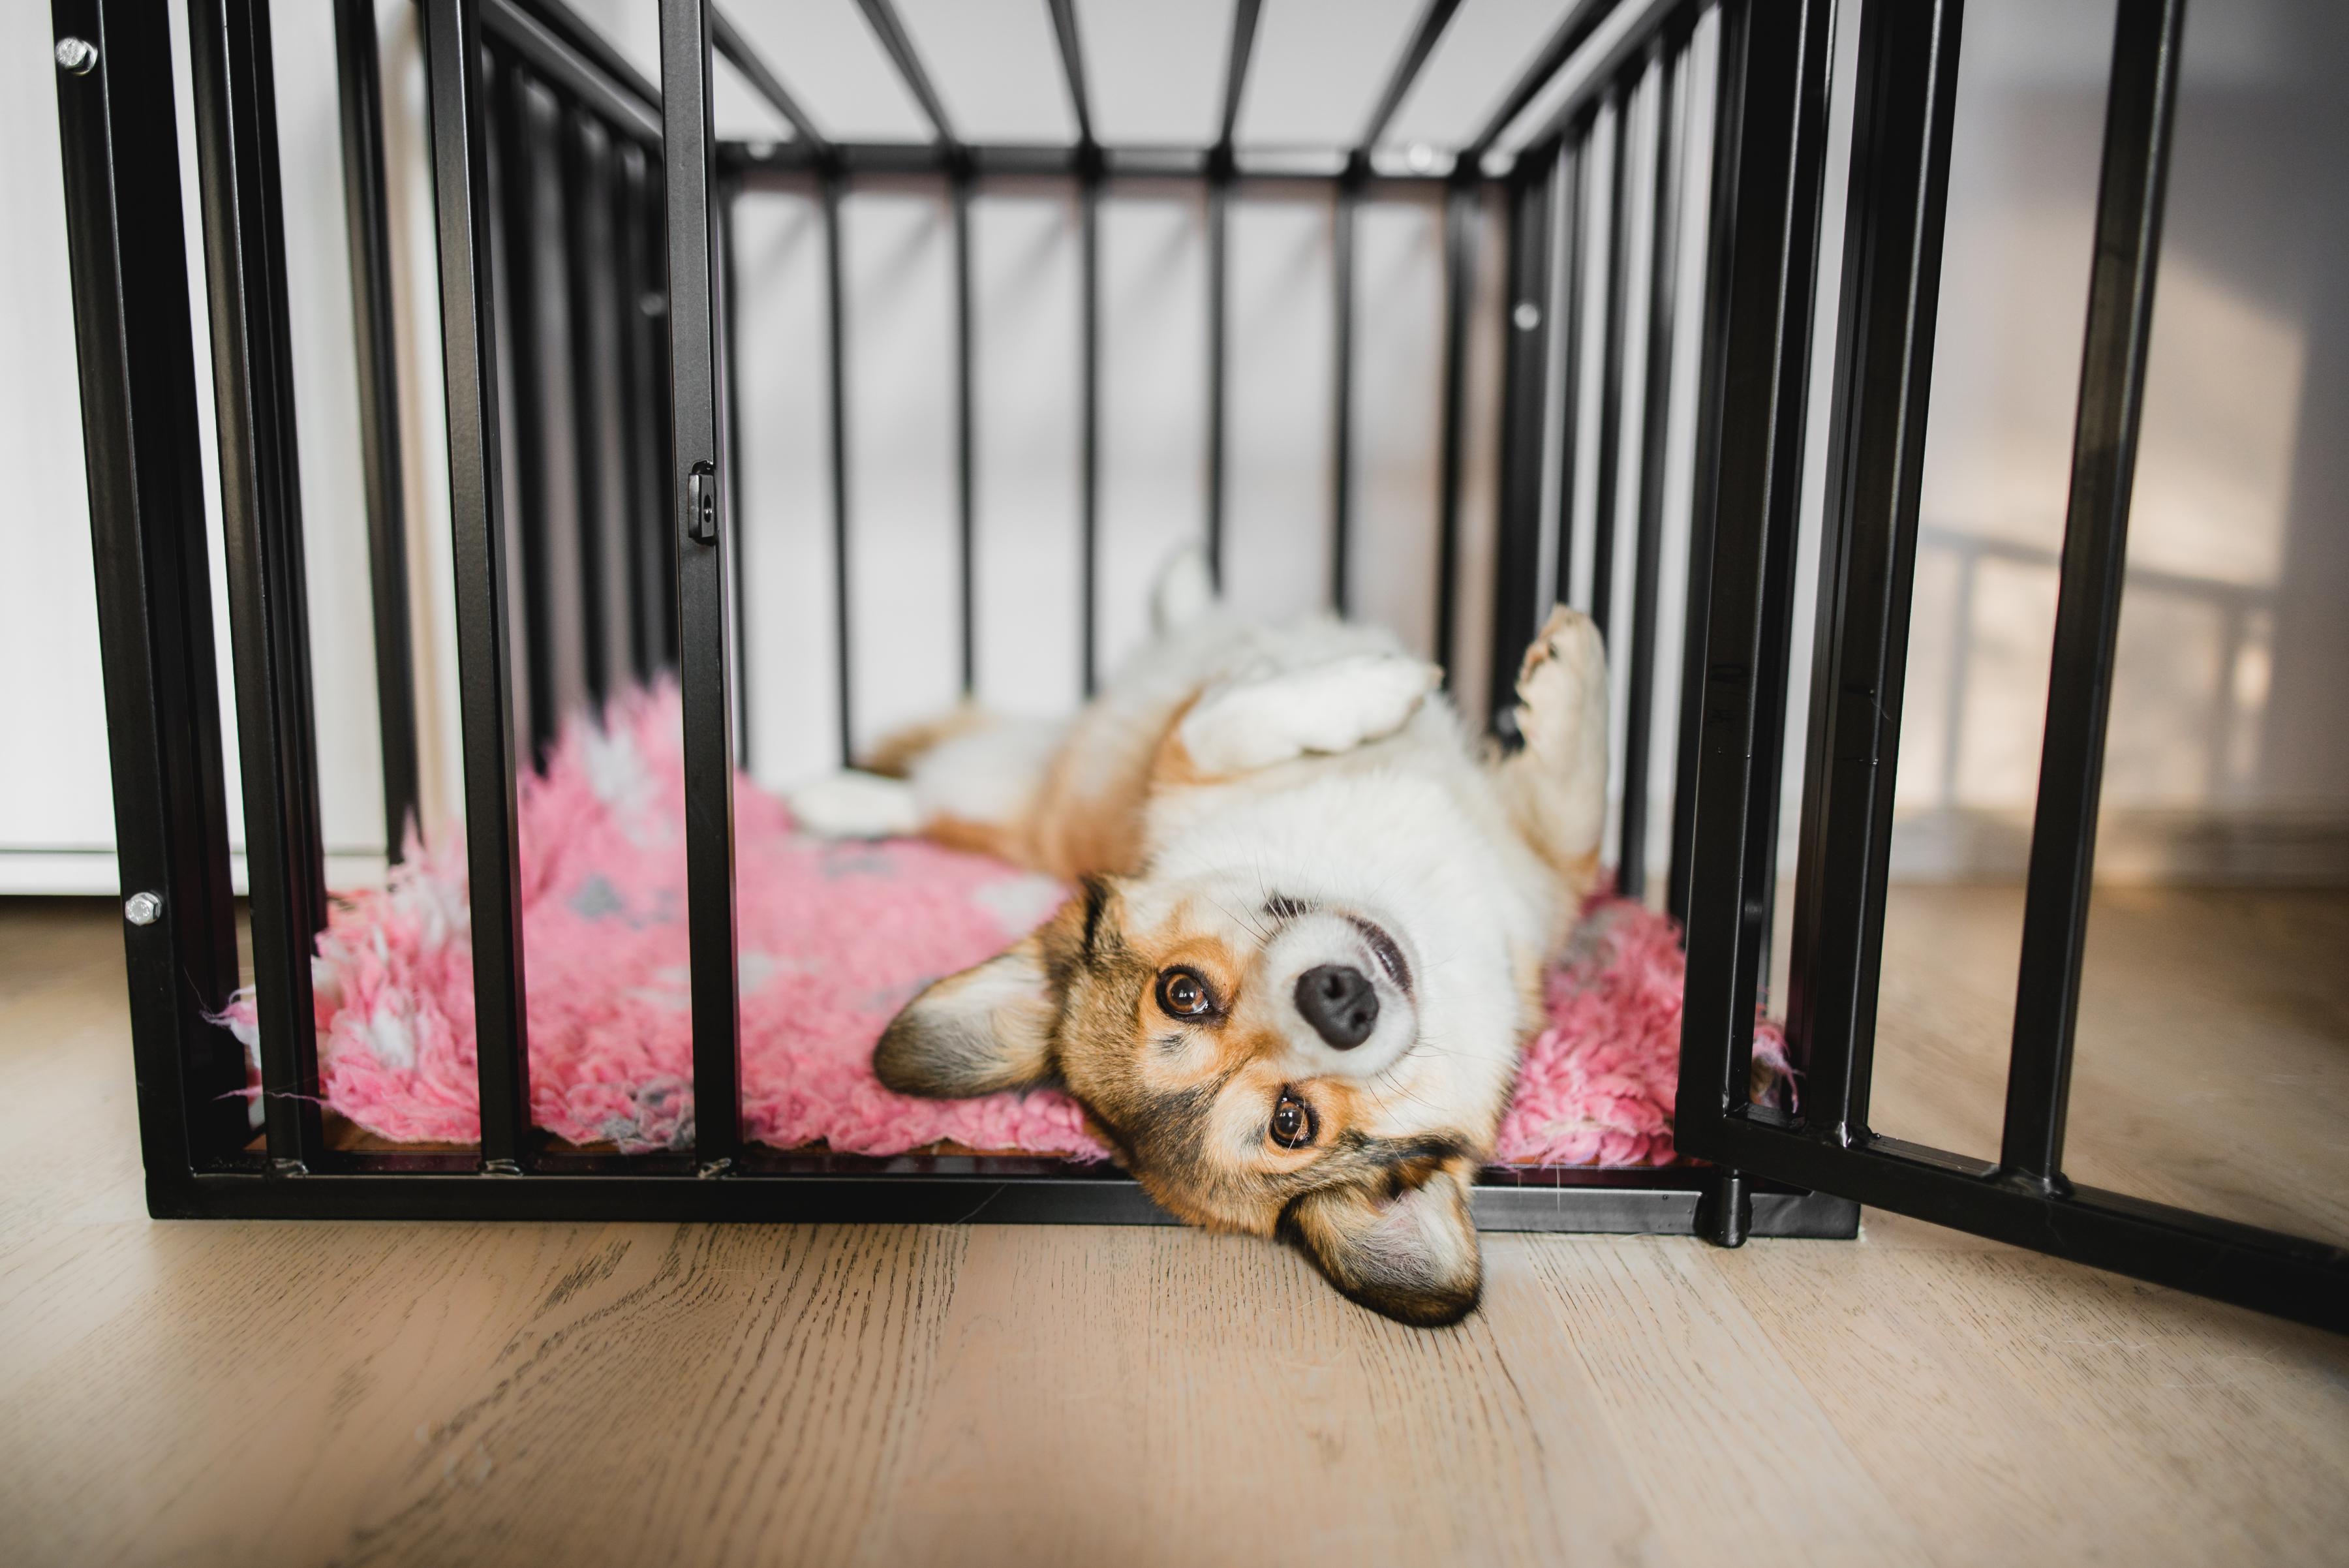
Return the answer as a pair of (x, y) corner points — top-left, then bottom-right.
(792, 551), (1608, 1326)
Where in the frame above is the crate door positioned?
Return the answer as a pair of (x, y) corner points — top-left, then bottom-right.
(1669, 0), (2344, 1331)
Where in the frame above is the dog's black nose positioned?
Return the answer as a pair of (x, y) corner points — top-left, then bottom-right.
(1295, 964), (1379, 1049)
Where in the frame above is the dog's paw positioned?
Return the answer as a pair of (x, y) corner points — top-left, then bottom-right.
(788, 771), (922, 838)
(1181, 653), (1439, 774)
(1514, 606), (1606, 758)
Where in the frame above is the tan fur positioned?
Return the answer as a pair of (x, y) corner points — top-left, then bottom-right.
(1026, 737), (1152, 880)
(859, 705), (992, 779)
(921, 814), (1031, 865)
(900, 699), (1202, 883)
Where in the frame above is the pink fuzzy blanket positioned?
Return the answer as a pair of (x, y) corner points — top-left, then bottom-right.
(226, 685), (1787, 1165)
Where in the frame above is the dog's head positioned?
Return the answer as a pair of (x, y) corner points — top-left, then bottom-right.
(874, 872), (1504, 1327)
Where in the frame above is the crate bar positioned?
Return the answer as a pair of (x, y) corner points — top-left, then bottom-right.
(721, 174), (750, 762)
(1359, 0), (1464, 154)
(1047, 0), (1096, 148)
(149, 1160), (1854, 1237)
(420, 0), (532, 1169)
(1330, 0), (1463, 617)
(855, 0), (957, 147)
(1041, 0), (1101, 694)
(1546, 133), (1586, 608)
(482, 0), (662, 147)
(1465, 0), (1612, 162)
(1526, 0), (1703, 151)
(1617, 29), (1690, 902)
(1434, 177), (1477, 673)
(654, 168), (681, 675)
(1664, 12), (1724, 929)
(904, 0), (976, 692)
(1663, 562), (1713, 919)
(1673, 0), (1834, 1120)
(1484, 144), (1559, 732)
(1216, 3), (1262, 153)
(822, 170), (853, 762)
(1206, 0), (1263, 585)
(187, 0), (328, 1172)
(1781, 0), (1963, 1142)
(952, 171), (977, 692)
(1079, 176), (1101, 694)
(660, 0), (745, 1169)
(711, 9), (828, 151)
(52, 0), (249, 1173)
(566, 112), (635, 710)
(2002, 0), (2186, 1188)
(332, 0), (421, 864)
(1046, 0), (1116, 690)
(1206, 181), (1229, 584)
(723, 140), (1466, 188)
(493, 59), (577, 760)
(869, 0), (968, 694)
(509, 0), (662, 108)
(616, 144), (672, 681)
(1587, 85), (1635, 641)
(1330, 183), (1357, 615)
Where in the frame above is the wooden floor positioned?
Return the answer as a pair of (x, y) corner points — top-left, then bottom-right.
(2, 891), (2344, 1568)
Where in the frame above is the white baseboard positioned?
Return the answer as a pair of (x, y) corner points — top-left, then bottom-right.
(1888, 808), (2349, 886)
(0, 848), (390, 897)
(6, 812), (2343, 898)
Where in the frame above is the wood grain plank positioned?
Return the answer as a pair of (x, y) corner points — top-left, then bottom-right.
(1516, 1235), (1935, 1564)
(868, 1224), (1657, 1567)
(1716, 1233), (2349, 1566)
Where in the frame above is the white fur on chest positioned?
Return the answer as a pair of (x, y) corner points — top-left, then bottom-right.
(1145, 722), (1556, 1133)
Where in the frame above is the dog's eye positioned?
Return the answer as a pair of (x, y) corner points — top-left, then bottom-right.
(1155, 968), (1214, 1019)
(1270, 1091), (1317, 1150)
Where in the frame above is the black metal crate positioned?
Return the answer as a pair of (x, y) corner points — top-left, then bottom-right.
(49, 0), (2345, 1327)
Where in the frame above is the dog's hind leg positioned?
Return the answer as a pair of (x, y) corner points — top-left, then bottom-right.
(788, 770), (924, 838)
(790, 713), (1065, 856)
(1491, 606), (1610, 889)
(788, 707), (987, 839)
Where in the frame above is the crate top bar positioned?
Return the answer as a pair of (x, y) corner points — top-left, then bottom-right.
(488, 0), (1681, 180)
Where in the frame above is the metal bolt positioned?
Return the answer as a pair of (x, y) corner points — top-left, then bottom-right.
(56, 37), (99, 75)
(124, 890), (163, 926)
(1513, 301), (1541, 331)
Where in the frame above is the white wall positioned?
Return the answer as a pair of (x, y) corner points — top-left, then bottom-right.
(0, 0), (110, 890)
(0, 0), (400, 893)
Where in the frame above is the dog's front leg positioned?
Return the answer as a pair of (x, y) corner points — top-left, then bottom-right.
(1494, 606), (1610, 880)
(1176, 651), (1439, 775)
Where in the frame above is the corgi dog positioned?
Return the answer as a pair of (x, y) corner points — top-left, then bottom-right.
(792, 552), (1608, 1326)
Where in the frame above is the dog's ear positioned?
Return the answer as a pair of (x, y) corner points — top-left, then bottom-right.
(1281, 1166), (1482, 1327)
(872, 934), (1060, 1097)
(872, 889), (1094, 1098)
